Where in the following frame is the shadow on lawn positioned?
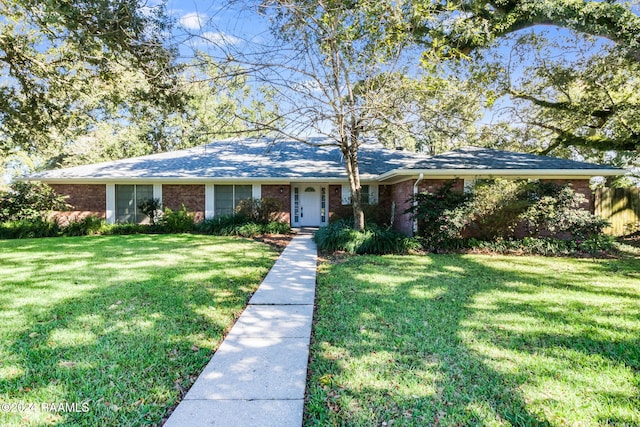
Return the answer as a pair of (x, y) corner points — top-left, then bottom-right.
(306, 255), (640, 426)
(0, 235), (273, 426)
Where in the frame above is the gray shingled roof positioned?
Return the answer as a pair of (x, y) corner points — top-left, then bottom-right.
(408, 147), (617, 170)
(28, 138), (622, 182)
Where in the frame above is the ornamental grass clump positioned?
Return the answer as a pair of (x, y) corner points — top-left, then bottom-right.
(314, 220), (419, 254)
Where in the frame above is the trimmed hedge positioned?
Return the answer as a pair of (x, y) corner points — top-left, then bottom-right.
(0, 214), (291, 240)
(197, 215), (291, 237)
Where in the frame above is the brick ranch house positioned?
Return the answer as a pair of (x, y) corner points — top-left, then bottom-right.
(26, 138), (623, 235)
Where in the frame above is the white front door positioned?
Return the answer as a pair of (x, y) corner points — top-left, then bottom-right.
(299, 186), (321, 226)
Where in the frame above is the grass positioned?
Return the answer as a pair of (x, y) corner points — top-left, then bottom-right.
(0, 234), (278, 426)
(306, 254), (640, 426)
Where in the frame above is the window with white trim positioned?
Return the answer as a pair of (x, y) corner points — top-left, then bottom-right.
(361, 185), (370, 204)
(116, 184), (153, 223)
(214, 185), (252, 216)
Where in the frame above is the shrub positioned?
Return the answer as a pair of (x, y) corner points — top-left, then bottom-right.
(314, 221), (420, 255)
(236, 222), (263, 237)
(63, 215), (105, 236)
(519, 184), (608, 238)
(265, 221), (291, 235)
(236, 198), (284, 223)
(197, 214), (290, 237)
(138, 198), (162, 225)
(460, 179), (531, 239)
(408, 179), (609, 244)
(0, 218), (61, 239)
(197, 214), (250, 235)
(159, 205), (195, 233)
(405, 181), (470, 245)
(465, 236), (617, 256)
(100, 223), (150, 235)
(0, 181), (69, 221)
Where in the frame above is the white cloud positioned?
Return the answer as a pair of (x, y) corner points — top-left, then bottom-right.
(180, 12), (207, 30)
(201, 31), (241, 46)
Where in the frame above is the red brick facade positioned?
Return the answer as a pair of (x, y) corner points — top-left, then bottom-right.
(162, 185), (205, 222)
(328, 185), (346, 221)
(261, 185), (291, 223)
(46, 179), (593, 232)
(50, 184), (106, 222)
(391, 179), (464, 236)
(391, 180), (415, 235)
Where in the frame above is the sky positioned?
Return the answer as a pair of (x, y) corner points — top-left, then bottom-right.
(162, 1), (270, 60)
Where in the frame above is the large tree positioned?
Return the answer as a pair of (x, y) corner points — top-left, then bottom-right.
(0, 0), (183, 168)
(212, 0), (475, 230)
(410, 0), (640, 156)
(413, 0), (640, 60)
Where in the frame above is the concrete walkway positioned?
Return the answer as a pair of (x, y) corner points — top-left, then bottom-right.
(165, 230), (317, 427)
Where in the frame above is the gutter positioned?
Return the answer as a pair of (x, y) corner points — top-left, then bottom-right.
(377, 168), (626, 182)
(412, 173), (424, 235)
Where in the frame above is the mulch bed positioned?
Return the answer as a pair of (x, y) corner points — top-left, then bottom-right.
(254, 234), (294, 251)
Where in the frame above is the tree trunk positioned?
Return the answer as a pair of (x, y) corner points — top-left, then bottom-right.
(343, 139), (365, 231)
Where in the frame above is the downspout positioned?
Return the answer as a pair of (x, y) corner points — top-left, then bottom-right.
(412, 173), (424, 235)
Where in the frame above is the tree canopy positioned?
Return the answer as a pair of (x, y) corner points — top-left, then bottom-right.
(411, 0), (640, 158)
(0, 0), (183, 168)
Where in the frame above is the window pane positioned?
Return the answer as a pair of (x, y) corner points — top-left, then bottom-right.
(135, 185), (154, 223)
(234, 185), (252, 207)
(294, 187), (299, 223)
(116, 185), (135, 223)
(361, 184), (370, 204)
(215, 185), (234, 216)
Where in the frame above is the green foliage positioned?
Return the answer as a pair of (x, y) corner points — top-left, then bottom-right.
(197, 214), (250, 235)
(406, 181), (470, 245)
(62, 215), (105, 237)
(235, 198), (284, 224)
(519, 184), (609, 238)
(264, 221), (291, 235)
(408, 179), (608, 246)
(99, 222), (150, 236)
(0, 215), (105, 239)
(0, 210), (291, 240)
(0, 181), (69, 221)
(0, 217), (61, 239)
(197, 214), (291, 237)
(137, 198), (162, 225)
(466, 235), (617, 256)
(0, 0), (183, 168)
(314, 221), (420, 255)
(159, 205), (195, 234)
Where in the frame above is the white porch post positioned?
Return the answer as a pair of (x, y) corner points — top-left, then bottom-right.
(106, 184), (116, 224)
(205, 184), (215, 219)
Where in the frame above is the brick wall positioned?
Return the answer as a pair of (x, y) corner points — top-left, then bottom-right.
(392, 180), (416, 235)
(162, 185), (205, 222)
(261, 185), (291, 223)
(392, 179), (463, 236)
(418, 179), (464, 194)
(49, 184), (106, 222)
(328, 185), (347, 221)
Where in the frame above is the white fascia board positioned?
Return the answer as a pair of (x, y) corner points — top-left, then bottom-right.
(25, 176), (358, 185)
(377, 168), (626, 182)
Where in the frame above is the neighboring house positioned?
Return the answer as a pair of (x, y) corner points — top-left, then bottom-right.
(26, 138), (623, 235)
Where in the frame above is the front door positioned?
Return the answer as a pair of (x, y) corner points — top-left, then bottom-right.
(299, 186), (321, 226)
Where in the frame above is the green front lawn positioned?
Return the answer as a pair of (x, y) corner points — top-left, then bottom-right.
(0, 234), (278, 426)
(306, 254), (640, 426)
